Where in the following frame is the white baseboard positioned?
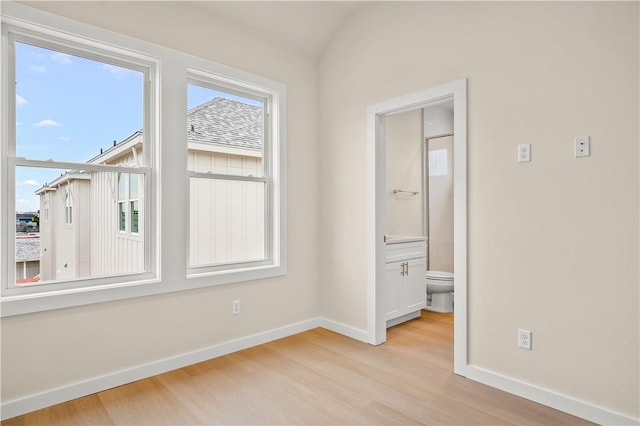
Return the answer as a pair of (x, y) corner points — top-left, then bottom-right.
(386, 310), (421, 328)
(465, 365), (639, 426)
(318, 317), (369, 343)
(0, 317), (323, 421)
(3, 318), (637, 426)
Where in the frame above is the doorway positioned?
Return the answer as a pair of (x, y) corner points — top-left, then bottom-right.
(366, 79), (467, 375)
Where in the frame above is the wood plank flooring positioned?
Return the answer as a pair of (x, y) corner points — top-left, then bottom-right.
(2, 311), (594, 425)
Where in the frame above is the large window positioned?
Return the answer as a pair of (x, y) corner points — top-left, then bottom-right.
(2, 18), (155, 296)
(1, 3), (285, 316)
(187, 79), (269, 271)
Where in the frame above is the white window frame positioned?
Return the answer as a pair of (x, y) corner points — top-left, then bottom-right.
(0, 3), (286, 317)
(186, 73), (275, 275)
(1, 5), (159, 313)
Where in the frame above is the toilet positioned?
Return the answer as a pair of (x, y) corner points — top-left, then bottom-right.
(425, 270), (454, 312)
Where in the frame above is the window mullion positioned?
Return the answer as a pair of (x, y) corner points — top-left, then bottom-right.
(13, 157), (149, 176)
(187, 171), (267, 183)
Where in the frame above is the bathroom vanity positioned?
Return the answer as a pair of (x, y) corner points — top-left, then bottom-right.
(383, 236), (427, 327)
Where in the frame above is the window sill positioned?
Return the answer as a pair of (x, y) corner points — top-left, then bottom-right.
(1, 275), (160, 317)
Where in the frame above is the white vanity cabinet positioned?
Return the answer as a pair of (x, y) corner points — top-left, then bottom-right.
(383, 239), (426, 325)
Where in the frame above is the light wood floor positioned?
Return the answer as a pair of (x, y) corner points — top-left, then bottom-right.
(2, 311), (594, 425)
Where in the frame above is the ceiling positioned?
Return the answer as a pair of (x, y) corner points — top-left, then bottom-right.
(188, 1), (364, 58)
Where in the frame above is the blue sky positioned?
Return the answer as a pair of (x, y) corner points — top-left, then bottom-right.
(15, 42), (257, 213)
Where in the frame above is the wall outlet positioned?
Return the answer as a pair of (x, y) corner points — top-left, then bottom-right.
(518, 144), (531, 162)
(518, 329), (532, 350)
(574, 136), (590, 158)
(232, 300), (241, 315)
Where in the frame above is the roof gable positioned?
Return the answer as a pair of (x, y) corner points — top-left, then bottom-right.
(188, 98), (262, 150)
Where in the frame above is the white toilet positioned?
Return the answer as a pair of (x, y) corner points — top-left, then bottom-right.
(425, 271), (454, 312)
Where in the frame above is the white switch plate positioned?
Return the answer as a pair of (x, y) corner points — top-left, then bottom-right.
(518, 329), (532, 350)
(574, 136), (590, 158)
(518, 144), (531, 162)
(232, 300), (240, 315)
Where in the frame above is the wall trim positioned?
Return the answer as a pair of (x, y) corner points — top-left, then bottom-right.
(318, 318), (369, 343)
(0, 317), (323, 421)
(3, 319), (636, 425)
(465, 365), (639, 426)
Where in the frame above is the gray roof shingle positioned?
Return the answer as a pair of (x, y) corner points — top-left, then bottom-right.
(187, 98), (262, 150)
(16, 237), (39, 262)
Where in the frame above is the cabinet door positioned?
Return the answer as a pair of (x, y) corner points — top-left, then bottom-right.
(383, 262), (402, 321)
(400, 256), (426, 314)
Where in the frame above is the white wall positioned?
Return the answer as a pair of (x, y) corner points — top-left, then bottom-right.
(1, 1), (320, 404)
(424, 102), (453, 138)
(385, 109), (423, 237)
(319, 2), (639, 418)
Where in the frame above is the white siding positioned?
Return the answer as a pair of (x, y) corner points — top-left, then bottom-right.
(48, 179), (91, 281)
(188, 150), (264, 266)
(15, 261), (39, 280)
(38, 192), (54, 281)
(90, 170), (144, 277)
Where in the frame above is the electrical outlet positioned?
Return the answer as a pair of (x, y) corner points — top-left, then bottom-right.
(574, 136), (590, 158)
(518, 329), (532, 350)
(518, 144), (531, 162)
(232, 300), (240, 315)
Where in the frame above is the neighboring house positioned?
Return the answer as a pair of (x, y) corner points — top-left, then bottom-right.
(36, 98), (263, 282)
(15, 212), (37, 223)
(15, 235), (40, 283)
(187, 98), (264, 266)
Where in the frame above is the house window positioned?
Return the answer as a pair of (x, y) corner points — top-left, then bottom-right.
(3, 19), (155, 294)
(186, 73), (283, 275)
(130, 175), (140, 234)
(43, 193), (49, 222)
(2, 4), (285, 316)
(64, 186), (73, 225)
(117, 173), (126, 232)
(117, 173), (142, 234)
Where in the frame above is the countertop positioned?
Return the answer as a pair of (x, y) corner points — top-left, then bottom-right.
(384, 235), (427, 244)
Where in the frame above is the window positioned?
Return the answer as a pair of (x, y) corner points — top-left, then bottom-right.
(3, 17), (155, 295)
(64, 186), (73, 225)
(117, 173), (142, 234)
(43, 192), (50, 222)
(118, 174), (126, 231)
(2, 3), (285, 316)
(187, 79), (269, 271)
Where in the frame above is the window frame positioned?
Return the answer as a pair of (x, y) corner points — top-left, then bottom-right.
(186, 74), (274, 274)
(1, 3), (287, 317)
(1, 7), (159, 307)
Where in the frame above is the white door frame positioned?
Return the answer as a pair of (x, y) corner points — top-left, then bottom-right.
(366, 79), (468, 375)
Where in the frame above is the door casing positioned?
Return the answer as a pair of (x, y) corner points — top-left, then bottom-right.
(366, 79), (468, 375)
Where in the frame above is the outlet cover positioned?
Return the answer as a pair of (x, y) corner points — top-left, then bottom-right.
(518, 144), (531, 162)
(518, 329), (532, 350)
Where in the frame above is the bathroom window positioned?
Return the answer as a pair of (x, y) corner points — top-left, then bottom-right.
(428, 148), (448, 176)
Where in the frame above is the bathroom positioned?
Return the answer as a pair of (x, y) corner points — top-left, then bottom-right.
(385, 98), (455, 325)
